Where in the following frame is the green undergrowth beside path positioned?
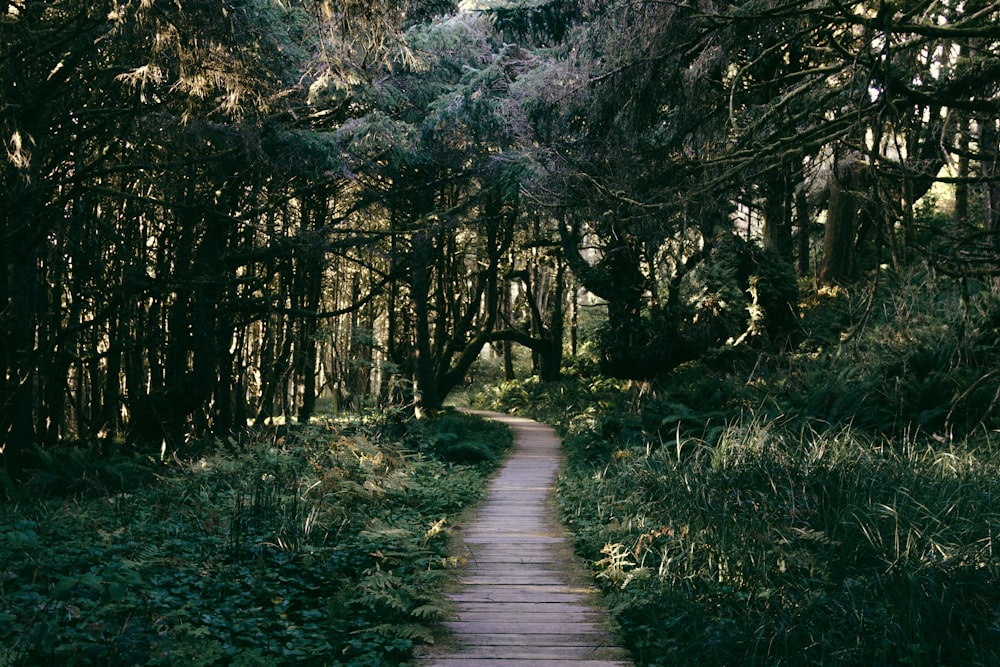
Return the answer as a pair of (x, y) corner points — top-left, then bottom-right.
(482, 277), (1000, 666)
(489, 373), (1000, 666)
(0, 410), (511, 666)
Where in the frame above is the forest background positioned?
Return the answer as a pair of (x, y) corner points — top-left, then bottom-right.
(2, 0), (1000, 665)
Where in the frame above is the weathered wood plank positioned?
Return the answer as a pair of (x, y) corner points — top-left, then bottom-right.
(447, 591), (587, 603)
(444, 621), (613, 634)
(423, 660), (630, 666)
(460, 557), (567, 566)
(461, 535), (565, 544)
(445, 601), (598, 614)
(435, 632), (619, 646)
(425, 645), (629, 660)
(458, 578), (577, 588)
(452, 611), (608, 623)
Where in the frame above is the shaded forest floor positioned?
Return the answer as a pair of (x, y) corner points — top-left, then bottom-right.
(0, 412), (512, 666)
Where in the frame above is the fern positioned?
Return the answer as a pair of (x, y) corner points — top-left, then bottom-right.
(409, 603), (446, 620)
(0, 411), (512, 665)
(364, 622), (435, 643)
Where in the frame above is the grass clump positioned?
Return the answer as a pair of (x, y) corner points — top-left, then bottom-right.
(0, 409), (510, 666)
(481, 272), (1000, 666)
(559, 418), (1000, 666)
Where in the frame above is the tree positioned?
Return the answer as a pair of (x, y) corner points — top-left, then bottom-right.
(509, 0), (800, 377)
(0, 0), (419, 469)
(508, 0), (1000, 379)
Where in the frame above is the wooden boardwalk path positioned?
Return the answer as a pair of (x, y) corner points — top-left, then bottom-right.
(419, 411), (632, 667)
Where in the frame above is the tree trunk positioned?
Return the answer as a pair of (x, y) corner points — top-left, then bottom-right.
(820, 157), (864, 285)
(570, 285), (579, 356)
(295, 228), (324, 423)
(501, 276), (515, 380)
(1, 241), (39, 473)
(795, 188), (811, 278)
(762, 166), (794, 261)
(981, 117), (1000, 250)
(411, 231), (442, 416)
(956, 123), (970, 226)
(538, 259), (565, 382)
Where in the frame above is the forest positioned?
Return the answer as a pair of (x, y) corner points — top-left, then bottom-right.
(1, 0), (999, 664)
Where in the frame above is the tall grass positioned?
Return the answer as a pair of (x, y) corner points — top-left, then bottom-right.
(481, 271), (1000, 666)
(557, 417), (1000, 665)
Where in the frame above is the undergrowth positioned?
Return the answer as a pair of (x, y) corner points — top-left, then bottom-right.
(480, 272), (1000, 666)
(0, 409), (511, 666)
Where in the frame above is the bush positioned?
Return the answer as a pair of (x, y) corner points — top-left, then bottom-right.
(0, 413), (511, 666)
(556, 411), (1000, 666)
(475, 270), (1000, 666)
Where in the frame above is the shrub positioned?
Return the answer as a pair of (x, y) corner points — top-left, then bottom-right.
(0, 413), (511, 666)
(477, 270), (1000, 666)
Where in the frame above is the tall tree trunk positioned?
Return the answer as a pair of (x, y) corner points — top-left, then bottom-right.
(569, 278), (579, 357)
(537, 259), (565, 382)
(411, 231), (441, 416)
(125, 299), (160, 444)
(955, 123), (970, 226)
(795, 188), (811, 278)
(103, 329), (124, 441)
(190, 220), (226, 434)
(2, 239), (39, 473)
(383, 266), (402, 408)
(762, 165), (794, 261)
(295, 266), (322, 424)
(500, 275), (515, 380)
(981, 117), (1000, 251)
(349, 271), (376, 410)
(820, 157), (864, 285)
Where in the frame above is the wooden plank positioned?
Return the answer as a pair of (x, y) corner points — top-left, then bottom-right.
(461, 557), (564, 565)
(461, 557), (567, 566)
(459, 556), (565, 565)
(447, 602), (598, 614)
(452, 611), (608, 623)
(444, 621), (611, 635)
(459, 575), (572, 586)
(459, 568), (567, 577)
(425, 645), (629, 660)
(435, 632), (617, 646)
(461, 535), (565, 544)
(451, 583), (599, 593)
(447, 591), (587, 603)
(458, 544), (565, 553)
(423, 660), (630, 667)
(464, 554), (570, 561)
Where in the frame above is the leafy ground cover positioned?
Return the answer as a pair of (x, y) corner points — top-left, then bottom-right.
(0, 410), (511, 666)
(481, 273), (1000, 666)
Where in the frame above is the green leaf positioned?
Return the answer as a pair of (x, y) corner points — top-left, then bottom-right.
(51, 576), (78, 598)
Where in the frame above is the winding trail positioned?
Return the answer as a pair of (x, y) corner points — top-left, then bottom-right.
(419, 411), (632, 667)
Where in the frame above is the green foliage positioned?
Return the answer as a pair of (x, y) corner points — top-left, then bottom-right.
(769, 270), (1000, 436)
(477, 271), (1000, 666)
(684, 233), (800, 350)
(421, 412), (500, 465)
(558, 417), (1000, 666)
(0, 413), (511, 666)
(486, 0), (580, 47)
